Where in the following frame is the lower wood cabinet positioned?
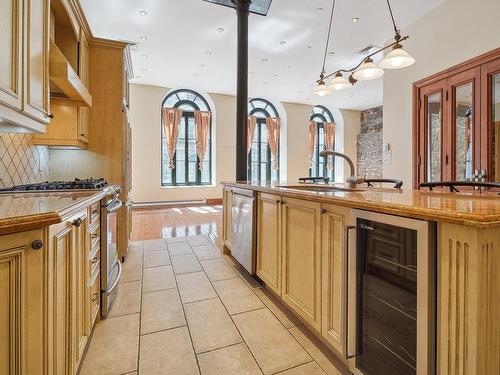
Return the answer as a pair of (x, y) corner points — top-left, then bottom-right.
(321, 204), (349, 354)
(0, 229), (47, 375)
(281, 197), (322, 332)
(256, 193), (282, 296)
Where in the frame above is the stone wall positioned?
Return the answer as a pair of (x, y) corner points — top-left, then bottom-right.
(357, 106), (383, 178)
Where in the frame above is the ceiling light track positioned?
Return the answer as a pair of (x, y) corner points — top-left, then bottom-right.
(313, 0), (415, 96)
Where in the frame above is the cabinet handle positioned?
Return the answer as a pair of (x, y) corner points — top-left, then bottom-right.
(276, 200), (281, 204)
(321, 208), (327, 214)
(31, 239), (43, 250)
(45, 113), (54, 119)
(91, 293), (99, 302)
(91, 233), (99, 239)
(73, 218), (83, 227)
(90, 257), (99, 264)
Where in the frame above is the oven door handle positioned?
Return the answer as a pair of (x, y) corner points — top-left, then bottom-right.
(106, 260), (122, 295)
(107, 199), (123, 213)
(344, 225), (357, 360)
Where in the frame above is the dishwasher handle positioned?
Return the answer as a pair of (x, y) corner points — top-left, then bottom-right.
(231, 188), (255, 198)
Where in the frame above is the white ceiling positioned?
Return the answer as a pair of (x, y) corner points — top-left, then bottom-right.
(80, 0), (443, 110)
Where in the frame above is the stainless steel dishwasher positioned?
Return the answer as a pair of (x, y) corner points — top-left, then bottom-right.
(231, 188), (257, 274)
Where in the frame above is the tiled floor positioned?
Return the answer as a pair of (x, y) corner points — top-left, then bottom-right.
(80, 234), (349, 375)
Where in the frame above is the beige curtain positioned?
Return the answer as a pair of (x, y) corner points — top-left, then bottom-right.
(194, 111), (211, 170)
(162, 108), (183, 169)
(324, 122), (335, 170)
(308, 121), (317, 167)
(266, 117), (280, 170)
(247, 116), (257, 154)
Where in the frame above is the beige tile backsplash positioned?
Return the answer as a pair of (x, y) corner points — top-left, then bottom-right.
(0, 133), (50, 188)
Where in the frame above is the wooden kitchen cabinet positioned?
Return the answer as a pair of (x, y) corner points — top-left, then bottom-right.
(321, 204), (349, 354)
(256, 193), (282, 296)
(0, 229), (47, 375)
(0, 0), (50, 132)
(77, 31), (90, 143)
(222, 187), (233, 252)
(281, 197), (322, 332)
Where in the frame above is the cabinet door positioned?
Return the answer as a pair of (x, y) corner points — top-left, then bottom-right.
(0, 230), (46, 375)
(321, 204), (348, 353)
(256, 193), (281, 296)
(49, 222), (74, 375)
(223, 187), (233, 249)
(0, 0), (23, 110)
(281, 197), (322, 331)
(23, 0), (50, 123)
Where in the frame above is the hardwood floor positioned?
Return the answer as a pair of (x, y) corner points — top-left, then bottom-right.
(131, 205), (223, 246)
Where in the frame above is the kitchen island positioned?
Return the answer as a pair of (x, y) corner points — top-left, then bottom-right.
(222, 181), (500, 375)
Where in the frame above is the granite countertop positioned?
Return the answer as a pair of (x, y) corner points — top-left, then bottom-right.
(0, 190), (107, 235)
(223, 181), (500, 228)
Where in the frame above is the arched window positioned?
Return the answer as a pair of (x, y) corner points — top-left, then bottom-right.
(248, 98), (280, 182)
(161, 89), (212, 186)
(309, 105), (335, 180)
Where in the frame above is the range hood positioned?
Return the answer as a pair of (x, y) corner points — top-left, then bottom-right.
(49, 40), (92, 107)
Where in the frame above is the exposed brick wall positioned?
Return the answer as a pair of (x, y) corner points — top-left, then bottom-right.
(357, 106), (383, 178)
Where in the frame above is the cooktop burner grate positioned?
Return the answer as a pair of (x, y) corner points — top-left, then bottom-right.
(0, 178), (108, 191)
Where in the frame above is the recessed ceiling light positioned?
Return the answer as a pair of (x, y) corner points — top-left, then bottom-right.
(141, 54), (147, 58)
(273, 74), (279, 78)
(286, 65), (292, 69)
(328, 51), (335, 56)
(141, 68), (147, 72)
(307, 46), (312, 49)
(194, 73), (200, 77)
(205, 51), (212, 56)
(352, 17), (359, 23)
(200, 64), (205, 67)
(316, 7), (324, 11)
(140, 36), (148, 41)
(136, 75), (142, 78)
(139, 10), (148, 16)
(261, 58), (268, 62)
(263, 82), (269, 85)
(217, 27), (225, 33)
(279, 41), (286, 46)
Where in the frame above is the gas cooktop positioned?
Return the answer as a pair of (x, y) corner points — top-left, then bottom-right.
(0, 178), (108, 192)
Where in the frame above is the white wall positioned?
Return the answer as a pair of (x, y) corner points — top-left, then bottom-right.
(383, 0), (500, 186)
(130, 83), (361, 203)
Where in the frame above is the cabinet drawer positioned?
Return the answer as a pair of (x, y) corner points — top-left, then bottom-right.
(89, 269), (100, 328)
(89, 202), (100, 225)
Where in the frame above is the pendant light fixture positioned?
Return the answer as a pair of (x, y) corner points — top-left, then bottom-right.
(313, 0), (415, 96)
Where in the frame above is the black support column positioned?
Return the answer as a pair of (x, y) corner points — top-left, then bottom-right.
(234, 0), (250, 181)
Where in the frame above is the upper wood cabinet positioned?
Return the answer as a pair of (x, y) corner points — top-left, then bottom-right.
(256, 193), (282, 296)
(0, 229), (47, 375)
(414, 48), (500, 187)
(0, 0), (50, 132)
(281, 197), (322, 332)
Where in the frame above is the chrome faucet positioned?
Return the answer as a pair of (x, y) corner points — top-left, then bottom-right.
(319, 150), (362, 189)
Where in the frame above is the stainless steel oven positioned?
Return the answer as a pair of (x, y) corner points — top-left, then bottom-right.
(100, 194), (123, 318)
(345, 210), (436, 375)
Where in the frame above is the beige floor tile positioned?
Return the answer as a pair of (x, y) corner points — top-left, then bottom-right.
(197, 343), (262, 375)
(168, 241), (194, 256)
(141, 289), (186, 335)
(143, 238), (167, 251)
(109, 281), (141, 317)
(192, 244), (222, 260)
(166, 236), (187, 243)
(213, 278), (264, 315)
(177, 272), (217, 303)
(233, 309), (311, 375)
(278, 362), (327, 375)
(120, 255), (143, 283)
(254, 288), (302, 329)
(185, 298), (242, 353)
(187, 235), (211, 247)
(143, 251), (171, 268)
(80, 314), (139, 375)
(143, 266), (176, 293)
(128, 243), (144, 258)
(171, 253), (203, 275)
(289, 326), (348, 375)
(201, 258), (238, 282)
(139, 326), (199, 375)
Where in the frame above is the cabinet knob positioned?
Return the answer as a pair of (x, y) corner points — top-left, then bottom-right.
(91, 233), (99, 239)
(90, 257), (99, 264)
(91, 293), (99, 302)
(31, 239), (43, 250)
(276, 200), (280, 204)
(321, 208), (327, 214)
(72, 218), (83, 227)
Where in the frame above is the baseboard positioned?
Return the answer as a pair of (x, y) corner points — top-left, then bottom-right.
(206, 198), (223, 205)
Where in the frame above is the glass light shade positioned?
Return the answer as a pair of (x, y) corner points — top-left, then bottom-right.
(328, 73), (350, 90)
(313, 81), (331, 96)
(379, 46), (416, 69)
(352, 59), (384, 81)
